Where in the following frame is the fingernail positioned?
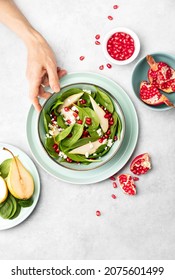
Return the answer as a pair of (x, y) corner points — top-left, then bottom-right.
(53, 85), (60, 92)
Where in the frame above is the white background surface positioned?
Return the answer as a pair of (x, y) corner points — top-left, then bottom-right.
(0, 0), (175, 260)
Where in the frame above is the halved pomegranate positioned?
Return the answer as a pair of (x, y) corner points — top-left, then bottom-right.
(130, 153), (151, 175)
(147, 55), (175, 93)
(140, 81), (175, 107)
(117, 174), (136, 195)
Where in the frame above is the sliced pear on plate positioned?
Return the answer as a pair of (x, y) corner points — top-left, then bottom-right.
(3, 148), (34, 200)
(89, 96), (108, 133)
(69, 139), (107, 155)
(58, 92), (84, 112)
(0, 176), (8, 204)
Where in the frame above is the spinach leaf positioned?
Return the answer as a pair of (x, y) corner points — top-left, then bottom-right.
(116, 113), (122, 140)
(51, 100), (63, 111)
(66, 153), (100, 163)
(0, 158), (12, 178)
(55, 124), (74, 143)
(61, 124), (84, 147)
(95, 87), (114, 113)
(60, 88), (83, 101)
(65, 136), (99, 151)
(57, 115), (67, 129)
(110, 111), (118, 139)
(43, 110), (51, 133)
(45, 138), (58, 159)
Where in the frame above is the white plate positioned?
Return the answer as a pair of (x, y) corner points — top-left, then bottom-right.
(0, 143), (40, 230)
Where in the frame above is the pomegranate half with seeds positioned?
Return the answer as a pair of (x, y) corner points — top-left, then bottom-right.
(140, 81), (175, 107)
(130, 153), (151, 175)
(118, 174), (136, 195)
(147, 55), (175, 93)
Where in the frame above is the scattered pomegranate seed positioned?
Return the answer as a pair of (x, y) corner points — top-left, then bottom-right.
(64, 107), (70, 112)
(95, 41), (101, 45)
(106, 63), (112, 69)
(110, 176), (116, 181)
(82, 130), (89, 137)
(85, 117), (92, 125)
(106, 130), (111, 135)
(66, 157), (73, 163)
(108, 15), (113, 20)
(111, 194), (117, 199)
(95, 34), (100, 40)
(114, 135), (118, 141)
(53, 115), (57, 121)
(67, 119), (71, 124)
(98, 138), (103, 143)
(113, 5), (119, 9)
(79, 56), (85, 61)
(77, 120), (83, 124)
(96, 210), (101, 217)
(113, 182), (117, 188)
(80, 99), (86, 104)
(55, 148), (60, 153)
(53, 144), (58, 149)
(133, 177), (139, 181)
(99, 65), (104, 70)
(73, 112), (78, 118)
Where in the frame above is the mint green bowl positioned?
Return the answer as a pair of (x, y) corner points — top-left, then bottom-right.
(132, 52), (175, 111)
(38, 83), (125, 171)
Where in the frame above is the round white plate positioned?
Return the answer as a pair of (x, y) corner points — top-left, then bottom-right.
(0, 143), (40, 230)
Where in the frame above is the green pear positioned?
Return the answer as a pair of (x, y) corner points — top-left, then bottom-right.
(3, 148), (34, 200)
(69, 139), (107, 156)
(58, 92), (84, 112)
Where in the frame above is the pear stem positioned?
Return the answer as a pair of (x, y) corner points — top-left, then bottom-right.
(3, 147), (22, 182)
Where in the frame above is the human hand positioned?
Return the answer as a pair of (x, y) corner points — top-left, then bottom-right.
(26, 35), (66, 111)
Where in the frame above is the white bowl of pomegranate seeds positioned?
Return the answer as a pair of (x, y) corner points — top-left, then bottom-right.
(102, 27), (140, 65)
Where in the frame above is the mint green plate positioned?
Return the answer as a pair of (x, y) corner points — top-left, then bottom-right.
(27, 72), (139, 184)
(132, 52), (175, 111)
(0, 143), (40, 230)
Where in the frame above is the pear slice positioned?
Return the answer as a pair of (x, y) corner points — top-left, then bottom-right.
(89, 96), (108, 133)
(0, 176), (8, 203)
(58, 92), (84, 112)
(3, 148), (34, 200)
(69, 139), (107, 156)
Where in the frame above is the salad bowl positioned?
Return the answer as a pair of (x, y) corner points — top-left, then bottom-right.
(38, 83), (125, 171)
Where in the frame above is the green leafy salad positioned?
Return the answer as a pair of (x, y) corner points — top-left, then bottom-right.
(43, 87), (122, 164)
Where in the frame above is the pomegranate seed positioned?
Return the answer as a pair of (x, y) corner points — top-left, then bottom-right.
(80, 99), (86, 104)
(109, 121), (114, 125)
(98, 138), (103, 143)
(77, 120), (83, 124)
(53, 144), (58, 149)
(133, 177), (139, 181)
(99, 65), (104, 70)
(66, 157), (73, 163)
(108, 15), (113, 20)
(95, 41), (101, 45)
(106, 130), (111, 135)
(64, 107), (70, 112)
(110, 176), (116, 181)
(53, 115), (57, 121)
(82, 130), (89, 137)
(79, 56), (85, 61)
(113, 182), (117, 188)
(55, 148), (60, 153)
(85, 117), (92, 125)
(95, 34), (100, 40)
(106, 63), (112, 69)
(104, 134), (109, 138)
(73, 112), (78, 118)
(113, 5), (119, 9)
(111, 194), (117, 199)
(114, 135), (118, 141)
(96, 210), (101, 217)
(67, 119), (71, 124)
(104, 113), (110, 119)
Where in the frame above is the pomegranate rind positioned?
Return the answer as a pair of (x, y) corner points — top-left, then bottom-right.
(140, 81), (175, 107)
(146, 55), (175, 93)
(117, 174), (136, 195)
(130, 153), (151, 175)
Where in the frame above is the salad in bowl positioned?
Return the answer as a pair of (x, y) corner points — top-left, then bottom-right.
(38, 84), (125, 170)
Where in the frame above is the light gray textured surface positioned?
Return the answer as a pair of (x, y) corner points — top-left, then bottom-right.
(0, 0), (175, 260)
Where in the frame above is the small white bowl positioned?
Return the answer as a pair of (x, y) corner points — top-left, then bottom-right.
(102, 27), (140, 65)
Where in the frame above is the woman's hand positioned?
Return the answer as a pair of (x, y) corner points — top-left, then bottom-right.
(26, 34), (66, 111)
